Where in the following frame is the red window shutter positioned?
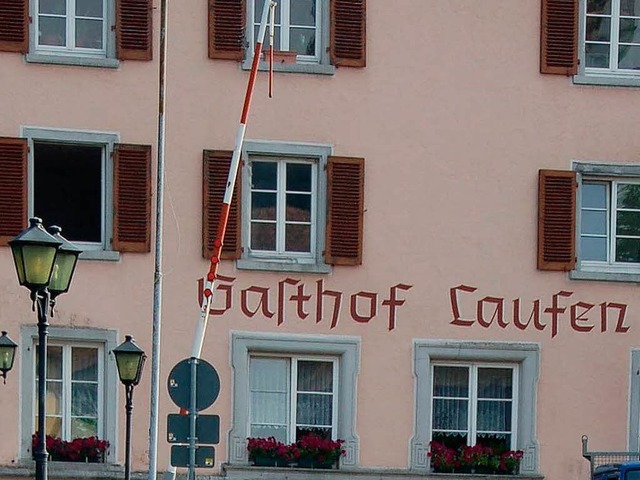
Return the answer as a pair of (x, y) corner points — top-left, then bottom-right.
(326, 156), (364, 265)
(208, 0), (245, 60)
(0, 137), (27, 246)
(540, 0), (578, 75)
(116, 0), (153, 61)
(538, 169), (576, 271)
(203, 150), (241, 260)
(113, 143), (151, 253)
(0, 0), (28, 53)
(330, 0), (366, 67)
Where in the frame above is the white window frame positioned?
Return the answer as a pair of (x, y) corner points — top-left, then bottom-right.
(249, 354), (339, 443)
(19, 326), (119, 463)
(242, 0), (334, 75)
(39, 342), (105, 441)
(239, 140), (331, 274)
(28, 0), (119, 68)
(248, 157), (317, 261)
(430, 362), (519, 450)
(411, 340), (539, 474)
(228, 331), (359, 466)
(576, 0), (640, 86)
(571, 162), (640, 282)
(248, 0), (321, 63)
(22, 126), (120, 261)
(580, 177), (640, 273)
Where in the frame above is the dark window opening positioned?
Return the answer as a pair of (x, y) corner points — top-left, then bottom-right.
(34, 142), (102, 243)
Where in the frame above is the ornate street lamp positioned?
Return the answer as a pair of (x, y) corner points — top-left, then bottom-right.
(0, 331), (17, 383)
(9, 218), (81, 480)
(113, 336), (146, 480)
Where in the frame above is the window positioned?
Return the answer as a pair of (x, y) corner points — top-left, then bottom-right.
(411, 340), (539, 473)
(0, 130), (152, 258)
(248, 0), (321, 64)
(207, 0), (366, 72)
(249, 356), (338, 443)
(247, 155), (318, 264)
(431, 364), (518, 452)
(33, 141), (104, 247)
(580, 179), (640, 269)
(38, 344), (103, 440)
(228, 332), (359, 466)
(35, 0), (107, 56)
(540, 0), (640, 85)
(0, 0), (152, 66)
(538, 165), (640, 281)
(583, 0), (640, 76)
(19, 326), (118, 462)
(202, 141), (364, 273)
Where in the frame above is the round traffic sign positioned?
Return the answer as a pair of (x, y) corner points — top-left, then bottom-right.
(167, 358), (220, 411)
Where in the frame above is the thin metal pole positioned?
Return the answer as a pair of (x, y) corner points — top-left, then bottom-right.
(148, 0), (168, 477)
(35, 291), (50, 480)
(125, 384), (135, 480)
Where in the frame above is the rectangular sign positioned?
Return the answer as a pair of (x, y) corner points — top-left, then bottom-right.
(167, 414), (220, 445)
(170, 445), (215, 468)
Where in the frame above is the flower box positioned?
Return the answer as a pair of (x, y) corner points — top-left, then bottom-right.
(32, 434), (109, 463)
(429, 441), (523, 475)
(247, 433), (345, 469)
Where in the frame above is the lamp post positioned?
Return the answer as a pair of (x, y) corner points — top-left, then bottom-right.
(0, 331), (17, 383)
(9, 218), (81, 480)
(113, 336), (146, 480)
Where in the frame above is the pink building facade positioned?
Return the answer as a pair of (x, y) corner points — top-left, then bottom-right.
(0, 1), (638, 479)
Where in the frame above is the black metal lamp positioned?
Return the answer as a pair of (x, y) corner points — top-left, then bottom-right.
(113, 336), (146, 480)
(9, 218), (80, 480)
(46, 226), (82, 300)
(9, 218), (62, 294)
(0, 331), (17, 383)
(113, 336), (146, 386)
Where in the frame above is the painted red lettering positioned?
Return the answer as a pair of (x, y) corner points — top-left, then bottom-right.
(382, 283), (412, 331)
(450, 285), (477, 326)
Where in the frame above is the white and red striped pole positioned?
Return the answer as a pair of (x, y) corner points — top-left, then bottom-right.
(191, 0), (276, 359)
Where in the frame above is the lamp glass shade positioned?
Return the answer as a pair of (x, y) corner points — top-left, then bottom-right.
(9, 218), (62, 292)
(0, 331), (17, 373)
(48, 251), (79, 296)
(47, 226), (82, 298)
(115, 352), (145, 384)
(14, 244), (58, 289)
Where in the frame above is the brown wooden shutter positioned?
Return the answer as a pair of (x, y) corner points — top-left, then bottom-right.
(0, 137), (27, 246)
(116, 0), (153, 61)
(0, 0), (28, 53)
(326, 156), (364, 265)
(330, 0), (366, 67)
(540, 0), (578, 75)
(538, 169), (576, 271)
(203, 150), (241, 259)
(113, 143), (151, 253)
(208, 0), (245, 60)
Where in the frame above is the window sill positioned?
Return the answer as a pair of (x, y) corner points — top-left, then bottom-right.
(79, 250), (121, 262)
(241, 58), (336, 75)
(237, 258), (331, 274)
(222, 464), (544, 480)
(26, 53), (119, 69)
(573, 73), (640, 88)
(4, 461), (125, 478)
(570, 269), (640, 283)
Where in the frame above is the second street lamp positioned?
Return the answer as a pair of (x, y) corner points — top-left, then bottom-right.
(0, 331), (18, 383)
(113, 336), (146, 480)
(9, 218), (81, 480)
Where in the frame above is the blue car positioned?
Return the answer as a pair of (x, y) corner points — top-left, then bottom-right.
(593, 462), (640, 480)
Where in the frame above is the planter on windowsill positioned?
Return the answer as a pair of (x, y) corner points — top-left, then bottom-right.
(251, 456), (289, 467)
(296, 457), (337, 469)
